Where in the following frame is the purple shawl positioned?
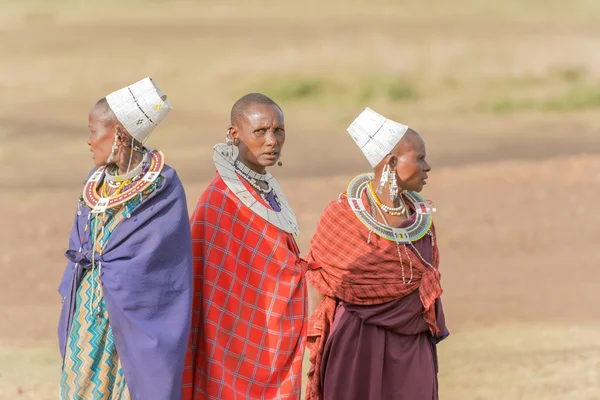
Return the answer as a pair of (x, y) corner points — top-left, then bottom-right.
(57, 165), (193, 400)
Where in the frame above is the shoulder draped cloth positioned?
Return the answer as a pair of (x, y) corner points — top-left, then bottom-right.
(58, 165), (193, 400)
(184, 173), (307, 399)
(305, 193), (443, 400)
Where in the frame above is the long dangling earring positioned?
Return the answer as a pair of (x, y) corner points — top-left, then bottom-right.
(377, 164), (390, 194)
(125, 135), (135, 173)
(106, 134), (119, 164)
(389, 171), (399, 201)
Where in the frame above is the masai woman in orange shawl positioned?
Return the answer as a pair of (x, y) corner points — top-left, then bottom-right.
(306, 108), (448, 400)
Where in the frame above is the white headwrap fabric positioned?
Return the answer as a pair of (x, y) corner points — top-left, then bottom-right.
(106, 77), (172, 144)
(347, 107), (409, 168)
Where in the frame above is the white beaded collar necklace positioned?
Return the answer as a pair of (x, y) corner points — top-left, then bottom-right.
(104, 150), (149, 184)
(235, 159), (267, 181)
(214, 143), (299, 235)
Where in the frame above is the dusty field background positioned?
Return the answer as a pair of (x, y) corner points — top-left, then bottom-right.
(1, 0), (600, 399)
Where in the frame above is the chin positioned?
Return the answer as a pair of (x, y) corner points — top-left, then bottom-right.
(260, 159), (278, 168)
(93, 157), (107, 167)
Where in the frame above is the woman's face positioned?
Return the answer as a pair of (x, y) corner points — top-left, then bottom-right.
(392, 130), (431, 192)
(87, 104), (117, 167)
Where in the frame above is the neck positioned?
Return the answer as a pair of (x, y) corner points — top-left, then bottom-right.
(115, 150), (143, 175)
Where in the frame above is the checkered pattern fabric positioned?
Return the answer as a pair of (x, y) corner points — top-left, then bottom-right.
(304, 192), (442, 400)
(183, 173), (307, 400)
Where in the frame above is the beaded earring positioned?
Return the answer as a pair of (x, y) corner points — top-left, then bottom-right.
(106, 134), (119, 164)
(389, 171), (399, 201)
(376, 164), (390, 194)
(125, 135), (135, 174)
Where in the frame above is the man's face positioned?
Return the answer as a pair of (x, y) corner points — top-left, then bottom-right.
(392, 132), (431, 192)
(231, 103), (285, 173)
(88, 104), (117, 167)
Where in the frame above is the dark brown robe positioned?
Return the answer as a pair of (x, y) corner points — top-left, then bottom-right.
(319, 228), (448, 400)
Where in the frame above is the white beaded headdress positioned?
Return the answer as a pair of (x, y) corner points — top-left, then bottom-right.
(106, 77), (172, 144)
(347, 107), (409, 168)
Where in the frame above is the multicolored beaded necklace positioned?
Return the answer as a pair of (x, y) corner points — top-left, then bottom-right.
(347, 173), (436, 283)
(79, 149), (165, 319)
(82, 149), (164, 214)
(347, 173), (432, 244)
(367, 181), (407, 216)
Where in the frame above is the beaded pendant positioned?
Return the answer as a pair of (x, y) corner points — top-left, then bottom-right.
(347, 173), (432, 243)
(82, 149), (165, 214)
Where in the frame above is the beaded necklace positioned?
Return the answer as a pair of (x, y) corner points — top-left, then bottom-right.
(82, 149), (164, 214)
(347, 173), (432, 244)
(80, 149), (165, 317)
(234, 160), (275, 201)
(83, 173), (164, 321)
(363, 192), (412, 283)
(348, 173), (437, 283)
(366, 190), (437, 282)
(214, 143), (299, 235)
(104, 150), (149, 184)
(367, 181), (407, 216)
(235, 159), (268, 180)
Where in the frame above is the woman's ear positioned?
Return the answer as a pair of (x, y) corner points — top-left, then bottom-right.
(114, 126), (125, 139)
(229, 127), (241, 146)
(229, 126), (237, 140)
(388, 155), (397, 168)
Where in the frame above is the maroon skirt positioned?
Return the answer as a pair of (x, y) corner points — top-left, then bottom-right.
(320, 292), (448, 400)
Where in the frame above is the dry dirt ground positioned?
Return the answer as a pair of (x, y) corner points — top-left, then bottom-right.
(1, 1), (600, 399)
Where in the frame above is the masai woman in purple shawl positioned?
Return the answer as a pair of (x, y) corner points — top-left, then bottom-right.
(57, 78), (193, 400)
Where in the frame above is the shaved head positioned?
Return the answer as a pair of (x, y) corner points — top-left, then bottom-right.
(391, 128), (422, 156)
(230, 93), (282, 126)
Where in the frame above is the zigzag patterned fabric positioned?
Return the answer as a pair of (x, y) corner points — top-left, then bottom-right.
(60, 177), (162, 399)
(59, 267), (130, 399)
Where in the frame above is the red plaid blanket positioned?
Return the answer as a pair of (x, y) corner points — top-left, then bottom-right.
(183, 173), (307, 400)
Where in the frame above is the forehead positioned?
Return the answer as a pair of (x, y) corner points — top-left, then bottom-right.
(393, 130), (426, 156)
(88, 104), (114, 127)
(89, 104), (106, 122)
(240, 103), (284, 127)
